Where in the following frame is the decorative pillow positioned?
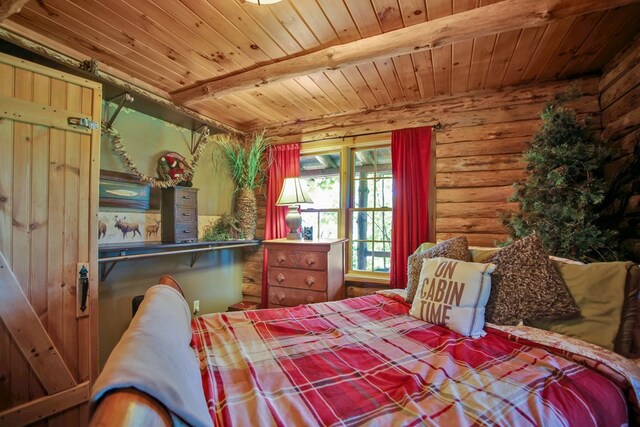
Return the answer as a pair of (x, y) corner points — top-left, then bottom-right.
(484, 233), (580, 325)
(405, 236), (469, 304)
(527, 261), (633, 352)
(468, 246), (501, 263)
(413, 242), (437, 254)
(409, 257), (496, 338)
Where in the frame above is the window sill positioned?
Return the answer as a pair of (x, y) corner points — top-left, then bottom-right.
(344, 273), (390, 286)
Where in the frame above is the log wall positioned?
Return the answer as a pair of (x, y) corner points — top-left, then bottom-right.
(241, 77), (602, 302)
(600, 35), (640, 261)
(434, 77), (601, 246)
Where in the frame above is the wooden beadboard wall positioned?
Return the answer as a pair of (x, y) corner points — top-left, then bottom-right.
(600, 34), (640, 261)
(241, 77), (602, 302)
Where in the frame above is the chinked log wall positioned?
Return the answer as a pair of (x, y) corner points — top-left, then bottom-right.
(241, 77), (601, 302)
(600, 34), (640, 261)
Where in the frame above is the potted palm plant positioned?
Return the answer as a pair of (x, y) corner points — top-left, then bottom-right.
(215, 131), (271, 240)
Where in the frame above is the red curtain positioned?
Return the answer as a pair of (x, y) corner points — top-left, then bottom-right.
(390, 126), (432, 289)
(261, 143), (300, 308)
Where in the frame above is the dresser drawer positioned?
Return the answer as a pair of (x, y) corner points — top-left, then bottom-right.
(268, 286), (326, 307)
(268, 267), (327, 292)
(268, 249), (327, 271)
(176, 206), (197, 223)
(175, 189), (197, 207)
(175, 223), (198, 242)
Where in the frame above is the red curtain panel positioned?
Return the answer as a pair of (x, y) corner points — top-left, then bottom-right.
(261, 143), (301, 308)
(390, 126), (432, 289)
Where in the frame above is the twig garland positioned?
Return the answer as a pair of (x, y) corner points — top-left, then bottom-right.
(102, 123), (209, 188)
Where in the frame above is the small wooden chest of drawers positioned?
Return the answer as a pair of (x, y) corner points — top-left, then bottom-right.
(264, 238), (347, 308)
(161, 187), (198, 243)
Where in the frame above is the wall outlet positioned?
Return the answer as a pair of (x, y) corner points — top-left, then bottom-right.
(193, 300), (200, 315)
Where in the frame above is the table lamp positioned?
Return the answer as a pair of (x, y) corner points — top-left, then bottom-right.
(276, 177), (313, 239)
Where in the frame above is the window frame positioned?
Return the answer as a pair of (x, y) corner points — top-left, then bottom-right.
(300, 134), (392, 284)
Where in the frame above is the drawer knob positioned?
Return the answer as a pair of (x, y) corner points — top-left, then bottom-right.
(305, 296), (314, 304)
(277, 293), (285, 302)
(182, 230), (192, 234)
(276, 273), (285, 283)
(277, 254), (286, 263)
(305, 276), (315, 287)
(306, 257), (316, 266)
(182, 212), (191, 217)
(182, 195), (191, 199)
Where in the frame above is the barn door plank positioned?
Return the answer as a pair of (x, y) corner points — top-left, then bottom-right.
(0, 251), (76, 394)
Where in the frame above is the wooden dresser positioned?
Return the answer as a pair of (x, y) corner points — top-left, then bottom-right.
(161, 187), (198, 243)
(264, 238), (348, 308)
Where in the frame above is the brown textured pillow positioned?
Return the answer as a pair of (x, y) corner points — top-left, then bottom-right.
(485, 233), (580, 325)
(405, 236), (469, 304)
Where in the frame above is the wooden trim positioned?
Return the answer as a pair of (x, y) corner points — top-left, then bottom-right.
(0, 381), (90, 426)
(0, 0), (29, 22)
(171, 0), (636, 104)
(0, 250), (76, 394)
(90, 389), (171, 427)
(0, 23), (244, 136)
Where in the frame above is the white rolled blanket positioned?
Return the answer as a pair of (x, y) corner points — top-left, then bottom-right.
(92, 284), (212, 427)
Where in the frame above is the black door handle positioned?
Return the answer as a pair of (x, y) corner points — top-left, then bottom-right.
(79, 265), (89, 312)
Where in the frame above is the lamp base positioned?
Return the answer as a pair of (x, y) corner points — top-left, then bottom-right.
(284, 205), (303, 240)
(286, 231), (302, 240)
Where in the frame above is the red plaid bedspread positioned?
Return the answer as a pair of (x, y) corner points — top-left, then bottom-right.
(191, 293), (630, 426)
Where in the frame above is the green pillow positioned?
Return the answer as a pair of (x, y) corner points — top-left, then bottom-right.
(413, 242), (436, 254)
(469, 247), (501, 263)
(527, 261), (630, 351)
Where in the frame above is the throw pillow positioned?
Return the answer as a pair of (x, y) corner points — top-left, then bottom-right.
(468, 246), (501, 263)
(405, 236), (469, 304)
(527, 261), (633, 352)
(484, 233), (580, 325)
(409, 257), (496, 338)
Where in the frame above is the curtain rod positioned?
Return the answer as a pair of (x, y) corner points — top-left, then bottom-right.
(300, 122), (442, 145)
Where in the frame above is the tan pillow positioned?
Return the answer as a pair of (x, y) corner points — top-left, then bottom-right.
(485, 233), (580, 325)
(469, 246), (501, 263)
(414, 242), (437, 254)
(410, 257), (495, 338)
(405, 237), (469, 304)
(527, 261), (632, 352)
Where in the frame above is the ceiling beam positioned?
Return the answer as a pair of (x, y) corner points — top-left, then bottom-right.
(0, 0), (29, 22)
(171, 0), (639, 105)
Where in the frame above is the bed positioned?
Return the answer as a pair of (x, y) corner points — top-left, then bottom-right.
(91, 280), (640, 427)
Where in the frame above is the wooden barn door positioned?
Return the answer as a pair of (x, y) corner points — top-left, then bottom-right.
(0, 53), (101, 426)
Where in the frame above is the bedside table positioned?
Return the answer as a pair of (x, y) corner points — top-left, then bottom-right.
(264, 238), (348, 308)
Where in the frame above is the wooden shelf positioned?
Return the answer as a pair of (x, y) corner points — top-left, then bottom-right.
(98, 240), (260, 281)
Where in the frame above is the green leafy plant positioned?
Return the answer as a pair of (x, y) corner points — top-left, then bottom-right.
(203, 213), (242, 241)
(214, 130), (271, 191)
(505, 92), (617, 261)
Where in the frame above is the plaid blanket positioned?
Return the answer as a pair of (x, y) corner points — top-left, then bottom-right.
(191, 292), (633, 426)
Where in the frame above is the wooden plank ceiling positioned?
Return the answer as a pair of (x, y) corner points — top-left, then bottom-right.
(6, 0), (640, 134)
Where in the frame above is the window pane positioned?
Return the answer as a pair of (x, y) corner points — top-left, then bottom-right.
(351, 241), (373, 272)
(300, 153), (340, 209)
(319, 212), (338, 239)
(301, 212), (319, 239)
(373, 211), (392, 242)
(354, 149), (375, 179)
(301, 211), (338, 240)
(373, 241), (391, 272)
(376, 147), (392, 178)
(375, 178), (393, 208)
(351, 211), (373, 241)
(353, 179), (374, 208)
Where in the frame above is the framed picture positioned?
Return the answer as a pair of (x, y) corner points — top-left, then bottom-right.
(99, 170), (160, 210)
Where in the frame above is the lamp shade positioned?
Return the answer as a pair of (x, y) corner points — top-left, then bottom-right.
(276, 177), (313, 206)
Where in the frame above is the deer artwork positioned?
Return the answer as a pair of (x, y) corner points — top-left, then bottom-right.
(146, 218), (161, 238)
(98, 220), (107, 239)
(114, 216), (142, 239)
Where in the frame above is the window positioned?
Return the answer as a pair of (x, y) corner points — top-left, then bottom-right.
(300, 152), (340, 240)
(350, 147), (392, 274)
(300, 140), (392, 280)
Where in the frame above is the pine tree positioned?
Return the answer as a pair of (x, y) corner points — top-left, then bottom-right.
(506, 94), (617, 261)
